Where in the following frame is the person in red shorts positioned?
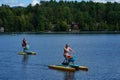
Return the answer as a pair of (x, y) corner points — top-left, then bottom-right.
(62, 44), (75, 65)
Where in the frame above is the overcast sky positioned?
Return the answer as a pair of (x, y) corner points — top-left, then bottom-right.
(0, 0), (120, 7)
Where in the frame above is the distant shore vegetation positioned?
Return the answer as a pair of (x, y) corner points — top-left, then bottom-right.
(0, 1), (120, 32)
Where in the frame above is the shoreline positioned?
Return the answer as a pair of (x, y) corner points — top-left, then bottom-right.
(0, 31), (120, 34)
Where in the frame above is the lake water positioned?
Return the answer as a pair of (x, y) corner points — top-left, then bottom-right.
(0, 33), (120, 80)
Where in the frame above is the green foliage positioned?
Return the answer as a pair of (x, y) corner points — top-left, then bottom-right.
(0, 1), (120, 32)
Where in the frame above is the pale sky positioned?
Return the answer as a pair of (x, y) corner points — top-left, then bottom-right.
(0, 0), (120, 7)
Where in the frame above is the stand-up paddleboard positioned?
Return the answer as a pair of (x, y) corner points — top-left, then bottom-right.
(48, 64), (88, 72)
(17, 51), (36, 55)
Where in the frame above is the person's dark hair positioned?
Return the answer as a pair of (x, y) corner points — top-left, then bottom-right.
(65, 44), (69, 48)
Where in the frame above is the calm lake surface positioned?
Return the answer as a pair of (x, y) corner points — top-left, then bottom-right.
(0, 33), (120, 80)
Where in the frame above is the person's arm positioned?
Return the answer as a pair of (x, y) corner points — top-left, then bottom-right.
(64, 47), (68, 51)
(69, 47), (75, 53)
(69, 47), (72, 52)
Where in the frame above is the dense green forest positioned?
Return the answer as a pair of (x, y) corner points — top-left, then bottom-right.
(0, 1), (120, 32)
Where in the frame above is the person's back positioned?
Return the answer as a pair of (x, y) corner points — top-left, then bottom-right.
(22, 38), (29, 52)
(22, 39), (27, 47)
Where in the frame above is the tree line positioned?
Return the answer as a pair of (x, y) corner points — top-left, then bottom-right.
(0, 1), (120, 32)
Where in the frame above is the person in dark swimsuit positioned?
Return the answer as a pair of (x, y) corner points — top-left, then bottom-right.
(22, 38), (28, 52)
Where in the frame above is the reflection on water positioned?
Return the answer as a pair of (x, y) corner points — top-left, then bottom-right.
(22, 54), (29, 63)
(21, 54), (29, 80)
(64, 72), (75, 80)
(22, 54), (29, 69)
